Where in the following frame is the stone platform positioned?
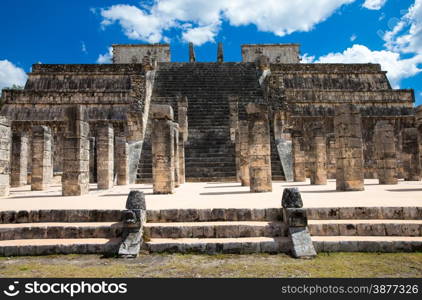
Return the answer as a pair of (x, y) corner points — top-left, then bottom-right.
(0, 179), (421, 211)
(0, 179), (421, 256)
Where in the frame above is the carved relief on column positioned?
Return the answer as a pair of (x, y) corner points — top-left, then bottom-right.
(31, 125), (52, 191)
(292, 133), (306, 182)
(402, 127), (421, 181)
(116, 135), (129, 185)
(245, 103), (272, 192)
(11, 132), (28, 187)
(374, 121), (398, 184)
(97, 122), (114, 189)
(334, 104), (365, 191)
(151, 105), (175, 194)
(0, 117), (11, 196)
(309, 122), (327, 185)
(239, 120), (250, 186)
(62, 106), (90, 196)
(177, 96), (188, 184)
(173, 123), (180, 188)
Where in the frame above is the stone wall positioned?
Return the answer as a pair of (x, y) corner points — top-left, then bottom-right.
(112, 44), (170, 64)
(242, 44), (300, 63)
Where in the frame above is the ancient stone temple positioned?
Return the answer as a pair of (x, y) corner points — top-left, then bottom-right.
(0, 43), (419, 190)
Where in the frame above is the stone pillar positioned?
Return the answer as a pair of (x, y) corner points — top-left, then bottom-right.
(97, 122), (114, 189)
(89, 137), (97, 183)
(374, 121), (398, 184)
(178, 135), (186, 185)
(327, 137), (337, 179)
(151, 105), (175, 194)
(402, 127), (421, 181)
(177, 96), (188, 184)
(309, 124), (327, 185)
(417, 106), (422, 171)
(116, 135), (129, 185)
(217, 42), (224, 63)
(239, 120), (250, 186)
(0, 117), (11, 196)
(292, 134), (306, 182)
(62, 106), (90, 196)
(173, 124), (180, 187)
(245, 103), (272, 192)
(31, 125), (52, 191)
(334, 104), (365, 191)
(189, 42), (196, 63)
(11, 132), (28, 187)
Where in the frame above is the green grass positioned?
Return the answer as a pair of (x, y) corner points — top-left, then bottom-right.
(0, 252), (421, 278)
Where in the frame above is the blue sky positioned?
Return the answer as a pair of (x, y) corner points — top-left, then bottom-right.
(0, 0), (421, 104)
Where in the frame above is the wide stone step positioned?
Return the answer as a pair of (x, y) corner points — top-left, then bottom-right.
(144, 221), (286, 238)
(312, 236), (422, 252)
(145, 237), (291, 254)
(306, 207), (422, 220)
(308, 220), (422, 236)
(147, 208), (282, 223)
(0, 210), (123, 224)
(0, 222), (123, 240)
(0, 238), (121, 256)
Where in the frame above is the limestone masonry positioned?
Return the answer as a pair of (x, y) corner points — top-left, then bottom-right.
(0, 43), (418, 186)
(0, 43), (421, 256)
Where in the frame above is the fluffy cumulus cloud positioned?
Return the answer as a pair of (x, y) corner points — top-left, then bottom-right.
(312, 44), (421, 88)
(303, 0), (422, 88)
(99, 0), (357, 46)
(97, 47), (113, 64)
(0, 60), (27, 92)
(362, 0), (387, 10)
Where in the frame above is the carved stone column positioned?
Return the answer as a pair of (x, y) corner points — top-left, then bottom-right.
(97, 122), (114, 189)
(177, 97), (188, 184)
(402, 127), (421, 181)
(151, 105), (175, 194)
(116, 135), (129, 185)
(374, 121), (398, 184)
(31, 125), (52, 191)
(292, 134), (306, 182)
(310, 123), (327, 185)
(239, 120), (250, 186)
(89, 137), (97, 183)
(11, 132), (28, 187)
(173, 123), (180, 187)
(334, 104), (365, 191)
(246, 103), (272, 192)
(62, 106), (90, 196)
(0, 117), (11, 196)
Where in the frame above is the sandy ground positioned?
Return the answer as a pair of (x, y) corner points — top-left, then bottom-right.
(0, 179), (421, 211)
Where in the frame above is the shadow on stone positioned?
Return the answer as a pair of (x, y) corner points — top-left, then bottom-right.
(199, 191), (251, 196)
(203, 185), (242, 189)
(300, 190), (341, 193)
(387, 188), (422, 192)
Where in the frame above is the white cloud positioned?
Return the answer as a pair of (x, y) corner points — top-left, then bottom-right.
(314, 44), (422, 88)
(0, 60), (27, 91)
(362, 0), (387, 10)
(350, 34), (357, 41)
(182, 24), (219, 45)
(97, 47), (113, 64)
(99, 0), (357, 45)
(300, 54), (316, 63)
(383, 0), (422, 54)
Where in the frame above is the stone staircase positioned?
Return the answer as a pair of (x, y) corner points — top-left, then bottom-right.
(307, 207), (422, 252)
(142, 206), (422, 253)
(137, 62), (284, 182)
(143, 208), (291, 253)
(0, 210), (123, 256)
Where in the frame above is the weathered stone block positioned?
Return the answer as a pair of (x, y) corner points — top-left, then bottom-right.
(281, 187), (303, 208)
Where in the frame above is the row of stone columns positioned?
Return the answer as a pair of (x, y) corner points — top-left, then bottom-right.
(7, 106), (132, 196)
